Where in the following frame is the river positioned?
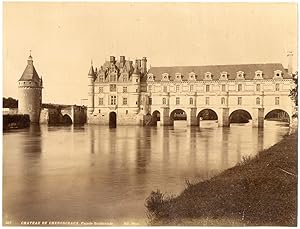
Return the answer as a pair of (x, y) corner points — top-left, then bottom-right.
(3, 120), (290, 225)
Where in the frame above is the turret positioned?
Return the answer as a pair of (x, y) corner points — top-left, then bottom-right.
(88, 61), (96, 114)
(18, 53), (43, 123)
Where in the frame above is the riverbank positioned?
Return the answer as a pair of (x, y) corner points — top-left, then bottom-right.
(146, 132), (297, 226)
(3, 114), (30, 131)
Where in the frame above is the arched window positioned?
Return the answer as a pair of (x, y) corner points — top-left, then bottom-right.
(189, 97), (193, 105)
(238, 84), (242, 91)
(256, 97), (260, 105)
(256, 84), (260, 91)
(221, 97), (226, 105)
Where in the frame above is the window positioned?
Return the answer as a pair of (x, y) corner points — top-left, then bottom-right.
(205, 97), (209, 105)
(99, 75), (104, 82)
(238, 84), (242, 91)
(163, 86), (167, 93)
(148, 85), (152, 91)
(162, 98), (166, 105)
(189, 97), (193, 105)
(190, 85), (194, 91)
(238, 97), (242, 105)
(275, 97), (280, 105)
(136, 88), (138, 93)
(176, 97), (180, 105)
(256, 84), (260, 91)
(221, 97), (225, 105)
(110, 75), (116, 82)
(98, 98), (103, 105)
(99, 87), (103, 93)
(136, 79), (139, 83)
(206, 85), (210, 92)
(176, 85), (180, 92)
(126, 110), (128, 114)
(275, 83), (280, 91)
(256, 97), (260, 105)
(149, 98), (152, 105)
(123, 87), (127, 93)
(222, 85), (226, 92)
(110, 84), (116, 92)
(110, 95), (117, 105)
(123, 97), (127, 105)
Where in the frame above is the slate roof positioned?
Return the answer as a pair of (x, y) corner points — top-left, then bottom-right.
(88, 65), (95, 76)
(147, 63), (291, 81)
(18, 57), (41, 83)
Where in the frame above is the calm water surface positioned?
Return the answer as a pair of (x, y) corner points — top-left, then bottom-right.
(3, 121), (290, 225)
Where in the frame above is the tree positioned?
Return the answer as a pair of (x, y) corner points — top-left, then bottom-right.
(289, 72), (298, 118)
(3, 97), (18, 108)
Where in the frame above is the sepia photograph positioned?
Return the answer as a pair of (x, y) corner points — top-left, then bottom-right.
(2, 2), (298, 226)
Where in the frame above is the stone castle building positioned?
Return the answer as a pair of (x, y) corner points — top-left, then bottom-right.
(87, 54), (295, 128)
(18, 54), (43, 123)
(17, 54), (86, 125)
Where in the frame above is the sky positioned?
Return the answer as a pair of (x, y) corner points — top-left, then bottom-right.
(3, 2), (298, 105)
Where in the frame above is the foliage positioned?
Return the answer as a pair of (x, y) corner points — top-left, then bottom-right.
(289, 72), (298, 107)
(3, 97), (18, 108)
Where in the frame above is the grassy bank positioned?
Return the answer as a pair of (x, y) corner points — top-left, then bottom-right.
(145, 133), (297, 226)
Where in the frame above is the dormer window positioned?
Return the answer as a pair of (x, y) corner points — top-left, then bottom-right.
(204, 72), (212, 80)
(220, 71), (228, 80)
(147, 73), (154, 81)
(189, 72), (196, 81)
(121, 73), (128, 82)
(110, 74), (116, 82)
(175, 73), (182, 81)
(162, 73), (169, 81)
(236, 71), (245, 80)
(254, 70), (263, 79)
(273, 70), (283, 79)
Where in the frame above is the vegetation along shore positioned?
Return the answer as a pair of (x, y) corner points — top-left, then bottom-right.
(146, 132), (297, 226)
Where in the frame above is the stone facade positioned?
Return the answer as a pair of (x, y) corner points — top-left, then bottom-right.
(18, 55), (86, 125)
(88, 55), (296, 128)
(18, 55), (43, 123)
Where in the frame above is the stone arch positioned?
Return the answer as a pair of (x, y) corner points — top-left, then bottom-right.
(62, 114), (72, 125)
(229, 109), (252, 124)
(151, 110), (161, 126)
(170, 108), (187, 121)
(109, 111), (117, 128)
(197, 108), (218, 121)
(265, 109), (290, 123)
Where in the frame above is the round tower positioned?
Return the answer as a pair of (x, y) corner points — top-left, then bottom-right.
(18, 54), (43, 123)
(88, 62), (96, 114)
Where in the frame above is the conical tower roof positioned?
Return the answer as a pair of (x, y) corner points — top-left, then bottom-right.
(88, 60), (96, 77)
(18, 54), (41, 84)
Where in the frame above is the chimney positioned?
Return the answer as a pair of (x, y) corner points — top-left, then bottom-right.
(110, 56), (115, 63)
(141, 57), (147, 74)
(287, 51), (293, 74)
(136, 59), (141, 69)
(120, 56), (125, 67)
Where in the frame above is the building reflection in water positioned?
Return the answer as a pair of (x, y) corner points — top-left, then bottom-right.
(3, 121), (290, 223)
(4, 124), (43, 222)
(221, 127), (229, 170)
